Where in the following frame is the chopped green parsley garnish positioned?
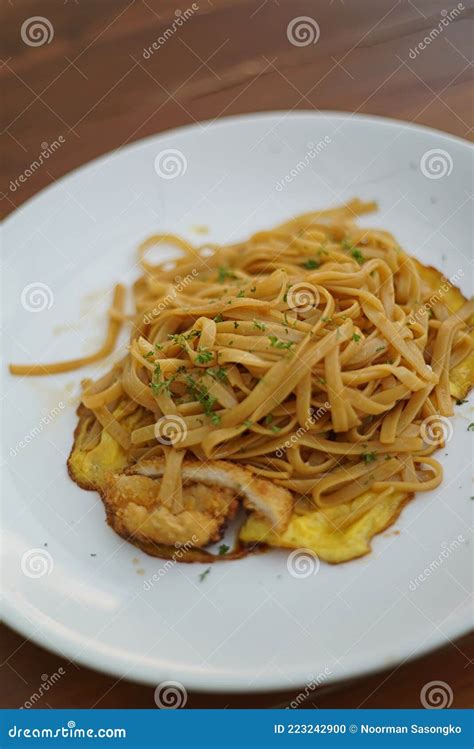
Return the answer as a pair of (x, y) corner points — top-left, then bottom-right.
(351, 248), (365, 265)
(218, 544), (230, 556)
(361, 451), (377, 464)
(253, 320), (267, 331)
(196, 348), (213, 364)
(168, 330), (199, 347)
(186, 375), (219, 422)
(150, 364), (176, 397)
(195, 348), (213, 364)
(302, 259), (319, 270)
(208, 366), (228, 382)
(199, 568), (211, 582)
(268, 335), (294, 350)
(218, 267), (236, 283)
(352, 333), (361, 343)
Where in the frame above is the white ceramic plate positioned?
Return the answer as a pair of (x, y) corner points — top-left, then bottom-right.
(2, 112), (473, 693)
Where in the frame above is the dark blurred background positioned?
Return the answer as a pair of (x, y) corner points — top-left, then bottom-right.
(1, 0), (473, 708)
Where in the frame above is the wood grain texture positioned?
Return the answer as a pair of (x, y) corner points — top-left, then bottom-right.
(1, 624), (473, 709)
(2, 0), (473, 708)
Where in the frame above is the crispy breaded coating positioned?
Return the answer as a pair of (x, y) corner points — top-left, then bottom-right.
(103, 458), (293, 549)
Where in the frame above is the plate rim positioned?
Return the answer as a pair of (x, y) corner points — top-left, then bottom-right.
(4, 594), (471, 692)
(2, 110), (472, 692)
(4, 109), (472, 229)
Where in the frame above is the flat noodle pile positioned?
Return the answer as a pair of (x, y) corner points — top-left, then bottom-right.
(10, 199), (474, 562)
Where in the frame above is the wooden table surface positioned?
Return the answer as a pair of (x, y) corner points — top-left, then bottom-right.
(2, 0), (473, 709)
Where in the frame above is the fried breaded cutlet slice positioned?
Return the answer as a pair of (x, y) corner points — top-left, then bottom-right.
(103, 458), (293, 549)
